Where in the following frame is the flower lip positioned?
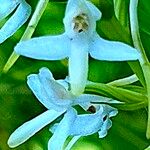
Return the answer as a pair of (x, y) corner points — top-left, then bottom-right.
(87, 105), (96, 113)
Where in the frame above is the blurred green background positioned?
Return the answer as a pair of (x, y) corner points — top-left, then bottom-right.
(0, 0), (150, 149)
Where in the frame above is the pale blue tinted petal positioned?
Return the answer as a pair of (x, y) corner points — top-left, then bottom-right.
(0, 0), (19, 21)
(39, 67), (54, 80)
(65, 0), (82, 14)
(57, 79), (70, 91)
(97, 104), (118, 138)
(104, 118), (112, 130)
(98, 128), (108, 138)
(39, 68), (68, 98)
(65, 0), (101, 20)
(65, 136), (81, 150)
(70, 107), (103, 136)
(102, 104), (118, 117)
(27, 74), (57, 110)
(28, 70), (70, 111)
(98, 118), (112, 138)
(15, 34), (70, 60)
(8, 110), (64, 148)
(38, 67), (62, 99)
(89, 33), (140, 61)
(0, 0), (31, 43)
(86, 0), (102, 20)
(70, 105), (118, 137)
(39, 68), (73, 109)
(48, 108), (77, 150)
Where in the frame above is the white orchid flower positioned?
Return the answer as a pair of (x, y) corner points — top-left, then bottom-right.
(8, 67), (118, 149)
(0, 0), (31, 43)
(14, 0), (140, 95)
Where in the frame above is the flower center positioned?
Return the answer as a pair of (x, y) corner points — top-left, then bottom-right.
(73, 13), (89, 33)
(87, 105), (96, 113)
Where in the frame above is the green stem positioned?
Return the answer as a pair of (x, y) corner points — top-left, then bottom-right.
(113, 0), (121, 19)
(129, 0), (150, 139)
(65, 136), (81, 150)
(145, 145), (150, 150)
(86, 82), (147, 110)
(113, 0), (129, 29)
(86, 81), (147, 104)
(113, 0), (125, 22)
(129, 0), (149, 64)
(143, 64), (150, 139)
(86, 81), (147, 111)
(2, 0), (49, 73)
(107, 74), (138, 86)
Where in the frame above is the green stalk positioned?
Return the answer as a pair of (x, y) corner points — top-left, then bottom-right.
(129, 0), (149, 64)
(107, 74), (138, 86)
(2, 0), (49, 73)
(113, 0), (145, 86)
(86, 81), (147, 104)
(113, 0), (121, 19)
(113, 0), (129, 29)
(145, 145), (150, 150)
(129, 0), (150, 139)
(143, 64), (150, 138)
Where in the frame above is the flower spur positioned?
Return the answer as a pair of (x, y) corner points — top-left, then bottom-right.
(8, 67), (118, 150)
(0, 0), (31, 43)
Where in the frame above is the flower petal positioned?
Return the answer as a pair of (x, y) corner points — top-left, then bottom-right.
(57, 79), (70, 91)
(70, 105), (117, 136)
(38, 67), (54, 80)
(8, 109), (64, 148)
(86, 0), (102, 21)
(15, 34), (70, 60)
(98, 118), (112, 138)
(27, 71), (70, 111)
(97, 104), (117, 138)
(89, 33), (140, 61)
(48, 108), (77, 150)
(102, 104), (118, 117)
(27, 74), (57, 110)
(65, 0), (101, 21)
(38, 68), (69, 99)
(38, 68), (73, 108)
(70, 106), (104, 136)
(39, 68), (70, 100)
(0, 0), (31, 43)
(27, 68), (73, 111)
(65, 0), (86, 15)
(0, 0), (19, 21)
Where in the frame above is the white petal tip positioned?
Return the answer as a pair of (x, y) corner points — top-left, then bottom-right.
(7, 136), (19, 148)
(98, 131), (107, 138)
(39, 67), (53, 79)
